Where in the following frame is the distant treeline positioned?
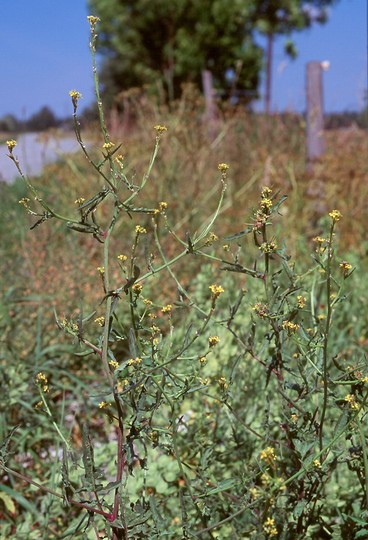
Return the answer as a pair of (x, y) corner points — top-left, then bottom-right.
(1, 103), (367, 133)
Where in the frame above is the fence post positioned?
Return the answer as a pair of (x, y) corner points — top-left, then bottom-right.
(202, 69), (218, 137)
(306, 61), (325, 170)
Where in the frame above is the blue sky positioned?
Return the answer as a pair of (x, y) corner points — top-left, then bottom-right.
(1, 0), (366, 120)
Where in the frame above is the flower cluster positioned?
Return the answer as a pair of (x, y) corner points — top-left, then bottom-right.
(259, 241), (277, 254)
(329, 209), (342, 222)
(297, 295), (306, 309)
(208, 335), (220, 347)
(344, 394), (359, 411)
(127, 357), (142, 368)
(135, 225), (147, 235)
(252, 302), (269, 319)
(94, 316), (105, 327)
(162, 304), (172, 314)
(6, 139), (17, 152)
(282, 320), (300, 335)
(260, 446), (276, 464)
(263, 517), (278, 537)
(209, 284), (224, 299)
(36, 372), (48, 393)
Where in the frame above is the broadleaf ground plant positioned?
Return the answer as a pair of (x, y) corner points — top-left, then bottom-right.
(1, 16), (368, 540)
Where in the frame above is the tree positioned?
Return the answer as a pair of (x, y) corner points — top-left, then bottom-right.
(88, 0), (338, 108)
(88, 0), (263, 106)
(26, 106), (59, 132)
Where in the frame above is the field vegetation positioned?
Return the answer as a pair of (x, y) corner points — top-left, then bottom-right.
(1, 16), (368, 540)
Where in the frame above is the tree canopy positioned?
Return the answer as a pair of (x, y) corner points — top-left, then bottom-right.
(87, 0), (338, 107)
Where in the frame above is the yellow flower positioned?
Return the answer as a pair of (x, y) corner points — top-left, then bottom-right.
(297, 295), (306, 309)
(218, 377), (228, 390)
(74, 197), (85, 205)
(159, 201), (168, 211)
(135, 225), (147, 234)
(132, 283), (143, 294)
(87, 15), (100, 28)
(117, 254), (128, 262)
(282, 320), (300, 334)
(208, 335), (220, 347)
(97, 266), (105, 274)
(260, 446), (276, 464)
(209, 284), (225, 299)
(263, 517), (278, 537)
(253, 302), (269, 318)
(218, 163), (229, 172)
(94, 316), (105, 326)
(162, 304), (172, 313)
(154, 125), (167, 134)
(259, 241), (277, 254)
(69, 90), (82, 102)
(199, 356), (207, 365)
(222, 244), (230, 251)
(339, 261), (353, 277)
(6, 139), (17, 151)
(313, 459), (322, 469)
(36, 372), (47, 384)
(205, 232), (218, 245)
(329, 209), (342, 222)
(102, 141), (115, 151)
(344, 394), (360, 410)
(261, 186), (272, 198)
(260, 198), (272, 211)
(291, 414), (298, 424)
(127, 357), (142, 368)
(98, 401), (109, 409)
(109, 360), (119, 370)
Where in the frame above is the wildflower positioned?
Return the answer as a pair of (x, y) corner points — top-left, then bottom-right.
(36, 372), (47, 383)
(98, 401), (109, 409)
(209, 284), (225, 299)
(263, 517), (278, 537)
(313, 459), (322, 469)
(222, 244), (230, 251)
(159, 201), (168, 211)
(317, 314), (326, 322)
(208, 335), (220, 347)
(218, 163), (229, 172)
(297, 295), (306, 309)
(116, 379), (129, 392)
(205, 232), (218, 245)
(97, 266), (105, 274)
(74, 197), (85, 205)
(260, 446), (276, 464)
(132, 283), (143, 294)
(199, 356), (207, 365)
(143, 298), (153, 307)
(291, 414), (298, 424)
(282, 320), (300, 335)
(135, 225), (147, 234)
(259, 241), (277, 254)
(114, 154), (124, 167)
(360, 376), (368, 384)
(344, 394), (360, 411)
(249, 487), (259, 499)
(94, 317), (105, 327)
(252, 302), (269, 319)
(162, 304), (172, 313)
(36, 372), (48, 393)
(260, 198), (272, 212)
(293, 353), (299, 359)
(329, 209), (342, 222)
(152, 337), (160, 346)
(127, 357), (142, 367)
(6, 139), (17, 152)
(87, 15), (100, 29)
(218, 377), (228, 390)
(148, 313), (157, 320)
(102, 141), (115, 151)
(117, 254), (128, 262)
(339, 260), (353, 277)
(261, 186), (272, 198)
(18, 197), (31, 212)
(154, 125), (167, 135)
(109, 360), (119, 370)
(34, 401), (43, 410)
(69, 90), (82, 108)
(253, 210), (268, 230)
(150, 325), (161, 334)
